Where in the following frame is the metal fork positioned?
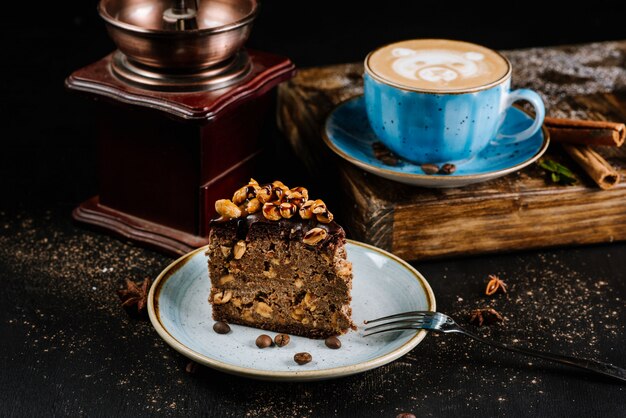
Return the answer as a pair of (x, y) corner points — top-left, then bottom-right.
(364, 311), (626, 382)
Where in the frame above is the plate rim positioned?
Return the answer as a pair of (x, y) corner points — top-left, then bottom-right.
(323, 95), (550, 182)
(147, 239), (436, 381)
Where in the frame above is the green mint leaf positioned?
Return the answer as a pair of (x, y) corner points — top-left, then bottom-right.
(555, 164), (575, 177)
(539, 158), (578, 185)
(539, 160), (557, 171)
(551, 172), (560, 183)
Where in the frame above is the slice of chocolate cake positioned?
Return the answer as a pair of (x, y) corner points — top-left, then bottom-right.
(206, 179), (355, 339)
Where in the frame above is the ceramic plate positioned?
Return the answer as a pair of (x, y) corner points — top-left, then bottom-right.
(148, 240), (436, 381)
(323, 95), (550, 188)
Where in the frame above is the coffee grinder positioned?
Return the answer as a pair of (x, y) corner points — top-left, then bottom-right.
(66, 0), (295, 255)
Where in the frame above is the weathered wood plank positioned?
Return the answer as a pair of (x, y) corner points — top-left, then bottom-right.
(393, 185), (626, 259)
(277, 41), (626, 260)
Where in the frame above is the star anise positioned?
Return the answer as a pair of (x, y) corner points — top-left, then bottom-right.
(469, 308), (504, 326)
(485, 274), (507, 295)
(117, 278), (151, 314)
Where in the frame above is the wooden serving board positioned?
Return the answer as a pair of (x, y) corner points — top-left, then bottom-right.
(277, 41), (626, 261)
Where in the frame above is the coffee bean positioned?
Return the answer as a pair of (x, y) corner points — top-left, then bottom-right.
(372, 142), (399, 166)
(324, 336), (341, 349)
(294, 352), (312, 365)
(439, 163), (456, 174)
(212, 321), (231, 334)
(185, 361), (198, 374)
(396, 413), (416, 418)
(274, 334), (290, 347)
(421, 163), (440, 175)
(255, 334), (273, 348)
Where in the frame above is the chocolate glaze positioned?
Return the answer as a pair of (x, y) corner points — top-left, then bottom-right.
(209, 212), (344, 249)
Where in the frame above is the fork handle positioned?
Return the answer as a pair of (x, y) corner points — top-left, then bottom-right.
(456, 329), (626, 383)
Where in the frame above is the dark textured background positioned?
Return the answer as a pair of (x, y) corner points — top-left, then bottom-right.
(5, 0), (626, 207)
(1, 1), (625, 417)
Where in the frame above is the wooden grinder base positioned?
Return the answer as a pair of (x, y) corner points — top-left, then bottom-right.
(67, 50), (295, 256)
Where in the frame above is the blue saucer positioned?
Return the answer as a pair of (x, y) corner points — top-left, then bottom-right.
(323, 95), (549, 188)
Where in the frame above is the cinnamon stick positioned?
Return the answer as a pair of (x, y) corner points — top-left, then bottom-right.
(562, 144), (620, 190)
(545, 117), (625, 147)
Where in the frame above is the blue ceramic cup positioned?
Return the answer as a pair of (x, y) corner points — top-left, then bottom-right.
(364, 39), (545, 165)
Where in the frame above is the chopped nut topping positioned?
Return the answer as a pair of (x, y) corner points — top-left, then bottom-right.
(215, 199), (242, 219)
(213, 290), (232, 304)
(219, 274), (235, 285)
(219, 245), (231, 258)
(242, 309), (253, 322)
(337, 259), (352, 277)
(303, 227), (328, 246)
(279, 202), (297, 219)
(290, 186), (309, 201)
(262, 202), (282, 221)
(215, 180), (334, 223)
(241, 197), (261, 215)
(232, 184), (259, 205)
(272, 180), (288, 190)
(303, 292), (317, 309)
(233, 240), (246, 259)
(256, 185), (276, 203)
(284, 190), (307, 208)
(316, 209), (334, 224)
(255, 301), (273, 318)
(299, 200), (315, 219)
(311, 199), (327, 214)
(291, 307), (305, 321)
(263, 266), (277, 278)
(272, 180), (289, 200)
(309, 199), (333, 223)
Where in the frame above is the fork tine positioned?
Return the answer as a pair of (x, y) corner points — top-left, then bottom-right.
(363, 324), (426, 337)
(363, 310), (435, 325)
(364, 318), (430, 333)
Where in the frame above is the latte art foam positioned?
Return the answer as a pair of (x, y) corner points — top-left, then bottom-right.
(367, 39), (510, 92)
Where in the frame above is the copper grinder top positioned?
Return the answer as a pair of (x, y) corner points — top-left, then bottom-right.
(99, 0), (258, 90)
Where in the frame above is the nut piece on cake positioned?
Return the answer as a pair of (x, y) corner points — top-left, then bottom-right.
(206, 179), (355, 339)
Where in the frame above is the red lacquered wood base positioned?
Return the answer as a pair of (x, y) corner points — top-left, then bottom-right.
(73, 196), (209, 255)
(66, 49), (295, 256)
